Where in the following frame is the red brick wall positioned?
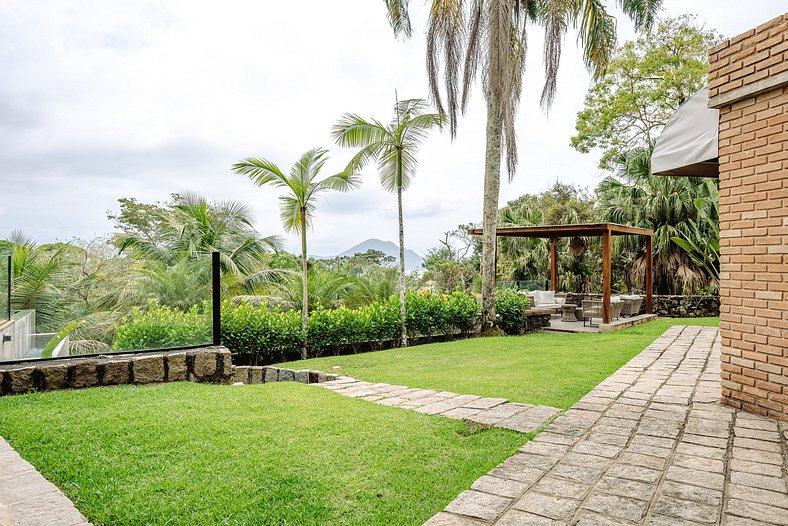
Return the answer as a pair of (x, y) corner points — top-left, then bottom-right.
(710, 14), (788, 421)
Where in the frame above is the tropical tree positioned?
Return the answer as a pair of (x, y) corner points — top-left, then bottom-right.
(232, 148), (361, 357)
(112, 193), (280, 281)
(385, 0), (662, 331)
(331, 98), (444, 345)
(596, 144), (719, 294)
(572, 14), (721, 168)
(1, 232), (69, 331)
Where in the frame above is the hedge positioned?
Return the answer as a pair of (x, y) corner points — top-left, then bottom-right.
(114, 289), (537, 364)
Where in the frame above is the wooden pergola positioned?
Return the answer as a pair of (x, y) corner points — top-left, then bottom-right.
(469, 223), (654, 324)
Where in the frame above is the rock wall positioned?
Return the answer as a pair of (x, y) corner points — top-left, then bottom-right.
(233, 365), (337, 385)
(0, 346), (232, 396)
(564, 294), (719, 318)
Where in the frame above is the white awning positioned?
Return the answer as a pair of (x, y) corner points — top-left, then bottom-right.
(651, 87), (719, 177)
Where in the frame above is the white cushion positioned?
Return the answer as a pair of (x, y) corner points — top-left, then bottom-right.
(611, 296), (621, 303)
(539, 291), (556, 304)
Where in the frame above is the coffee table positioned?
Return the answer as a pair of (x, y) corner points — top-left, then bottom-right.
(561, 303), (578, 322)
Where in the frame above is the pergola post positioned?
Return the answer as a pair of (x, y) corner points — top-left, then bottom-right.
(645, 235), (653, 314)
(550, 238), (558, 292)
(602, 230), (612, 324)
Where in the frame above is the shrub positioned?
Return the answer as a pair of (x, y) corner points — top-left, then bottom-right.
(222, 301), (302, 363)
(114, 300), (212, 351)
(442, 289), (481, 336)
(495, 289), (531, 335)
(113, 291), (481, 364)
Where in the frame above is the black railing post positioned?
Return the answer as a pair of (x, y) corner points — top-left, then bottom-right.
(6, 255), (10, 321)
(211, 251), (221, 346)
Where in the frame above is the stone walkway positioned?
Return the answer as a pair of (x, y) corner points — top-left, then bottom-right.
(423, 325), (788, 526)
(0, 438), (90, 526)
(315, 377), (563, 434)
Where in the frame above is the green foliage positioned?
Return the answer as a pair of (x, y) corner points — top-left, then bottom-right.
(494, 289), (532, 336)
(442, 289), (481, 336)
(113, 291), (480, 363)
(41, 320), (83, 358)
(497, 182), (599, 292)
(0, 382), (522, 526)
(597, 144), (719, 294)
(572, 15), (722, 169)
(113, 300), (212, 352)
(221, 302), (302, 363)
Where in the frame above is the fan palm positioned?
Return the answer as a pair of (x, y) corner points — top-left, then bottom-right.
(232, 148), (361, 357)
(597, 144), (718, 293)
(385, 0), (662, 330)
(331, 98), (444, 345)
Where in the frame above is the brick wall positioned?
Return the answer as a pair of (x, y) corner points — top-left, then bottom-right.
(709, 14), (788, 421)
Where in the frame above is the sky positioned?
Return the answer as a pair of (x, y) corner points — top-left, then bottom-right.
(1, 1), (786, 256)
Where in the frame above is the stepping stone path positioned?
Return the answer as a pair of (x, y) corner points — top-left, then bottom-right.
(0, 438), (91, 525)
(314, 378), (562, 434)
(423, 325), (788, 526)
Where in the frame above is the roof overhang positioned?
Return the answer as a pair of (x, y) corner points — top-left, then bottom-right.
(651, 87), (719, 178)
(468, 223), (653, 238)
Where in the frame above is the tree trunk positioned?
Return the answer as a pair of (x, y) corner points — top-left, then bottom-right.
(300, 208), (309, 359)
(480, 97), (503, 332)
(397, 184), (408, 346)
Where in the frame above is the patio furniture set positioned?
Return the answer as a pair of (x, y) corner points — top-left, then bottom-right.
(526, 290), (644, 327)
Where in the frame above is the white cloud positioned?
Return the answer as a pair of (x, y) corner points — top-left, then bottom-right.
(0, 0), (785, 254)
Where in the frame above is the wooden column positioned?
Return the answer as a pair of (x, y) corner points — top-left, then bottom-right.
(602, 230), (612, 324)
(645, 235), (653, 314)
(550, 238), (558, 292)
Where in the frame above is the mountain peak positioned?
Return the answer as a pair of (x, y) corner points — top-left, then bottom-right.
(338, 239), (424, 271)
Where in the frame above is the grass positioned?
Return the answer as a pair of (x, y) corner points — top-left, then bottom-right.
(283, 317), (720, 409)
(0, 382), (524, 526)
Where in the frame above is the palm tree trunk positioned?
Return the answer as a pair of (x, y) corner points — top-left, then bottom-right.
(300, 208), (309, 359)
(480, 97), (503, 333)
(397, 184), (408, 347)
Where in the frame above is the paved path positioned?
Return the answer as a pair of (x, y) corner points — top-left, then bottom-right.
(315, 378), (563, 434)
(0, 438), (90, 526)
(423, 325), (788, 526)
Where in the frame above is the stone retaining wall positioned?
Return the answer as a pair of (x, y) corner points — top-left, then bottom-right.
(564, 294), (720, 318)
(232, 365), (337, 385)
(0, 346), (232, 396)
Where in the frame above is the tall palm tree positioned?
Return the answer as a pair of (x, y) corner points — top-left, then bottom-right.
(385, 0), (661, 331)
(232, 148), (361, 357)
(331, 98), (444, 345)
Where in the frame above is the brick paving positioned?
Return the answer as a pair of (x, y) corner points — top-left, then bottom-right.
(0, 438), (91, 526)
(423, 325), (788, 525)
(314, 377), (562, 435)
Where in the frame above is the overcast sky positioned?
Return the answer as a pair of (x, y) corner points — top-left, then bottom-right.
(1, 1), (785, 256)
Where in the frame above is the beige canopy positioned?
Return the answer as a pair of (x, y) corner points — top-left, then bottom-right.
(651, 87), (719, 178)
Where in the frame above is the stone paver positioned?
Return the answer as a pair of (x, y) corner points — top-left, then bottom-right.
(0, 438), (91, 525)
(314, 378), (562, 435)
(421, 326), (788, 525)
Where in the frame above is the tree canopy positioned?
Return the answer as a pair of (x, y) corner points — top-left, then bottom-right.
(571, 14), (721, 169)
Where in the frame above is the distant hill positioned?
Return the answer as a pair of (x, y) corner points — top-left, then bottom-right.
(338, 239), (424, 271)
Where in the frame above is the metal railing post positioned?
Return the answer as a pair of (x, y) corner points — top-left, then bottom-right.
(6, 255), (10, 321)
(211, 251), (221, 345)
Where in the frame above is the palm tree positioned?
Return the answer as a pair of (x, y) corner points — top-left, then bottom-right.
(331, 98), (443, 345)
(384, 0), (661, 331)
(115, 193), (280, 279)
(232, 148), (361, 357)
(597, 144), (718, 294)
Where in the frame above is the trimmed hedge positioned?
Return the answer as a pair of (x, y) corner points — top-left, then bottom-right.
(114, 290), (485, 364)
(114, 289), (540, 364)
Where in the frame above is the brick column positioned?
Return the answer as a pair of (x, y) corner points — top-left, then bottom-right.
(709, 13), (788, 421)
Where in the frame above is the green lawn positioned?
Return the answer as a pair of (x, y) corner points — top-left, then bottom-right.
(283, 318), (720, 409)
(0, 382), (523, 526)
